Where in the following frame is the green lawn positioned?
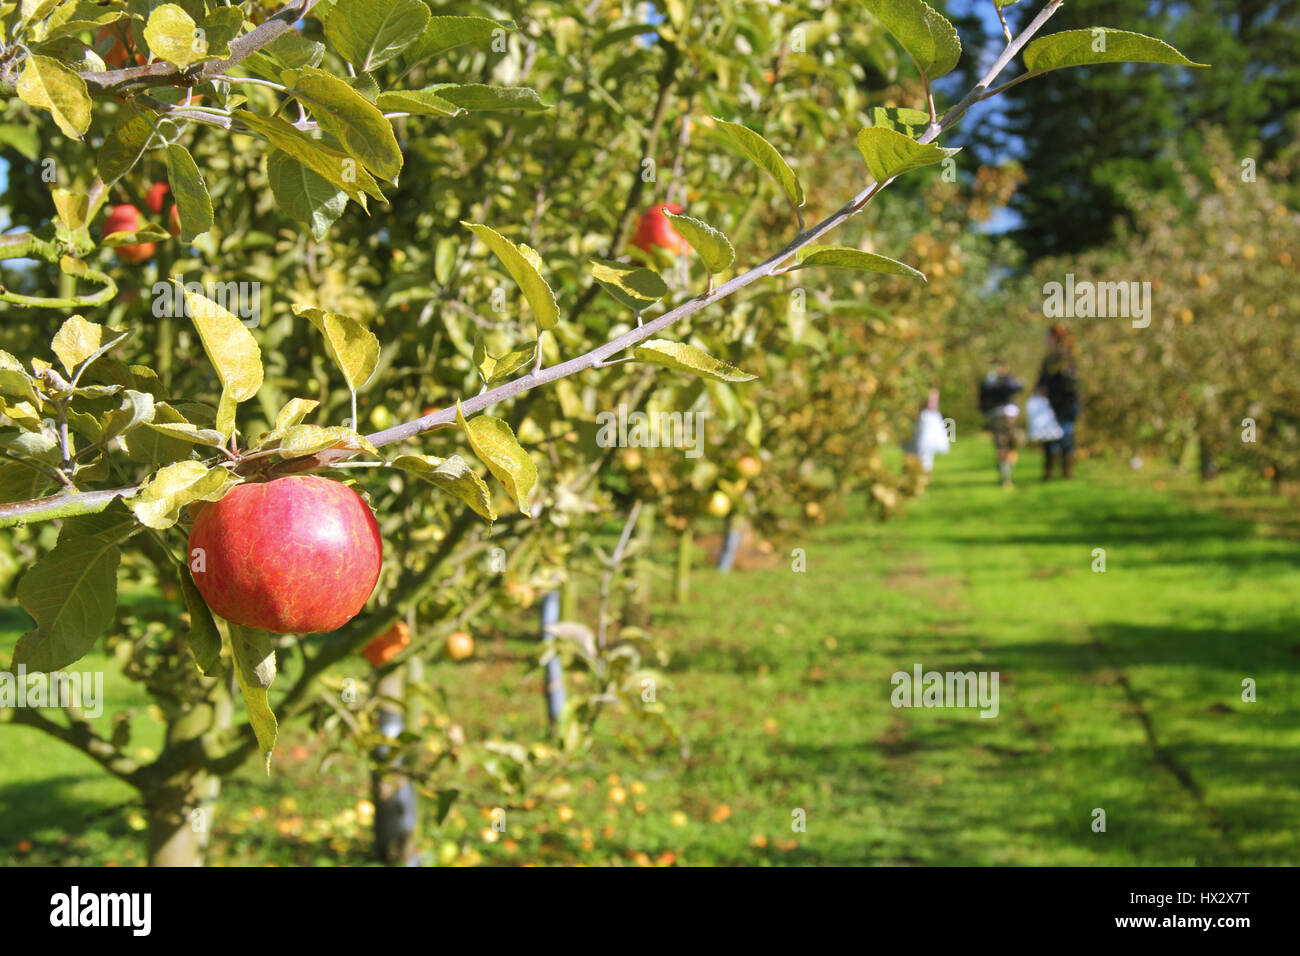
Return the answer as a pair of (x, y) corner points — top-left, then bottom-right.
(3, 437), (1297, 865)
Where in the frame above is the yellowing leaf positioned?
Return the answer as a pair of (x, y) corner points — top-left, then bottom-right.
(291, 68), (403, 182)
(186, 288), (264, 437)
(589, 259), (669, 312)
(633, 339), (757, 383)
(292, 306), (380, 392)
(51, 315), (103, 376)
(230, 625), (278, 772)
(457, 402), (537, 514)
(277, 424), (379, 457)
(461, 222), (559, 333)
(17, 55), (91, 140)
(144, 3), (207, 69)
(258, 397), (320, 446)
(664, 212), (734, 274)
(391, 453), (496, 521)
(129, 460), (240, 529)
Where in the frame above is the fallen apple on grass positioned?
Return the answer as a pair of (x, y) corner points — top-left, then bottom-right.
(188, 475), (383, 634)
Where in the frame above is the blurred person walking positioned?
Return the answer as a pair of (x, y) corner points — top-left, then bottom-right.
(979, 360), (1024, 488)
(1036, 323), (1082, 480)
(911, 388), (951, 474)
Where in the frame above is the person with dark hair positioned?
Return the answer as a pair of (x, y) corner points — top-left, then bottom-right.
(978, 359), (1024, 488)
(1036, 323), (1081, 480)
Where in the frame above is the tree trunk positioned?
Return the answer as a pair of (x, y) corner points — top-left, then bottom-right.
(145, 767), (219, 867)
(144, 690), (231, 867)
(675, 529), (692, 604)
(372, 669), (420, 866)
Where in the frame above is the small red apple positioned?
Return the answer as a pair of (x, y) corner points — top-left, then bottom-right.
(145, 182), (170, 213)
(188, 476), (383, 634)
(102, 203), (156, 263)
(168, 203), (181, 237)
(363, 620), (411, 667)
(96, 26), (148, 68)
(631, 202), (690, 255)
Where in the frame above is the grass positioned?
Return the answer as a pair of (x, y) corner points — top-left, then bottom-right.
(2, 437), (1297, 866)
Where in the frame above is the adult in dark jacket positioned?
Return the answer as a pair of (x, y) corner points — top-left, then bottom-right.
(1035, 323), (1081, 480)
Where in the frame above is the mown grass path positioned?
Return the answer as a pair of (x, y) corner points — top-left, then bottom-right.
(646, 439), (1299, 864)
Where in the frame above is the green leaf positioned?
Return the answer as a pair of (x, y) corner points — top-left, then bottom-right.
(266, 149), (348, 240)
(856, 127), (959, 183)
(857, 0), (961, 79)
(1022, 28), (1209, 74)
(257, 397), (320, 446)
(235, 110), (385, 204)
(261, 30), (325, 70)
(431, 84), (548, 111)
(99, 389), (156, 442)
(140, 418), (226, 449)
(710, 118), (804, 210)
(292, 306), (380, 393)
(869, 106), (932, 138)
(143, 3), (207, 69)
(129, 460), (240, 529)
(186, 287), (264, 436)
(12, 534), (120, 672)
(325, 0), (430, 71)
(200, 6), (244, 58)
(472, 335), (536, 387)
(633, 339), (757, 383)
(290, 67), (402, 182)
(456, 402), (537, 515)
(229, 625), (278, 772)
(664, 212), (734, 274)
(165, 144), (214, 242)
(0, 461), (52, 503)
(178, 566), (222, 676)
(460, 222), (559, 334)
(405, 15), (513, 63)
(390, 453), (495, 522)
(796, 245), (926, 280)
(97, 103), (157, 186)
(589, 259), (669, 312)
(277, 424), (378, 457)
(102, 221), (172, 246)
(375, 88), (459, 117)
(51, 315), (103, 377)
(17, 54), (91, 140)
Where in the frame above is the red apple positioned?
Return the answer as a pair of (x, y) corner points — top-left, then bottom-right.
(168, 203), (181, 237)
(631, 202), (690, 255)
(96, 26), (147, 68)
(146, 181), (170, 213)
(102, 203), (156, 263)
(187, 476), (383, 634)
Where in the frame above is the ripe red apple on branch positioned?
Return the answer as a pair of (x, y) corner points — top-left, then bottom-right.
(187, 476), (383, 634)
(101, 203), (156, 263)
(631, 202), (690, 256)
